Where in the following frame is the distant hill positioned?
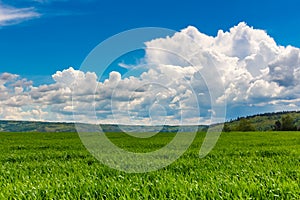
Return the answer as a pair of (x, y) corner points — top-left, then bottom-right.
(0, 120), (208, 133)
(225, 111), (300, 131)
(0, 121), (77, 132)
(1, 111), (300, 132)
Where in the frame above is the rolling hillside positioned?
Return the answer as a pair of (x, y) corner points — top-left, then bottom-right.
(225, 111), (300, 131)
(1, 111), (300, 132)
(0, 121), (77, 132)
(0, 120), (207, 133)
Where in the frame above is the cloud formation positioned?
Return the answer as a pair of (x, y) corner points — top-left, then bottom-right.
(1, 22), (300, 123)
(0, 2), (40, 26)
(145, 22), (300, 118)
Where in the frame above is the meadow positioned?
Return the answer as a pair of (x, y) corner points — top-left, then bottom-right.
(0, 131), (299, 199)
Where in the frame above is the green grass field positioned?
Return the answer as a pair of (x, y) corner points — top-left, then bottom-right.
(0, 131), (299, 199)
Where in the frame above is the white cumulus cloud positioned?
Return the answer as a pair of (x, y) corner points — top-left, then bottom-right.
(144, 22), (300, 119)
(1, 22), (300, 123)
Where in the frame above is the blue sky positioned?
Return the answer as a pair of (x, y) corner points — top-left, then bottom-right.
(1, 0), (300, 77)
(1, 0), (300, 123)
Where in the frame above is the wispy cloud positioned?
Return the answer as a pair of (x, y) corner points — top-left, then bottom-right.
(31, 0), (68, 4)
(31, 0), (95, 4)
(0, 2), (40, 26)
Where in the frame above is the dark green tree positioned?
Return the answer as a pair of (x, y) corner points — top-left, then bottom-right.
(222, 123), (231, 132)
(236, 118), (255, 132)
(273, 120), (281, 131)
(281, 115), (296, 131)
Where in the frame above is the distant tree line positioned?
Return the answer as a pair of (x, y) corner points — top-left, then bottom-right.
(223, 113), (300, 132)
(223, 118), (256, 132)
(272, 115), (298, 131)
(228, 110), (300, 123)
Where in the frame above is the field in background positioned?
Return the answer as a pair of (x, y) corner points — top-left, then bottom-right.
(0, 131), (299, 199)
